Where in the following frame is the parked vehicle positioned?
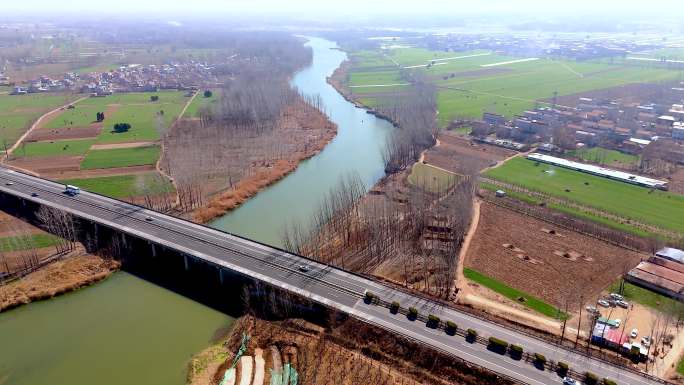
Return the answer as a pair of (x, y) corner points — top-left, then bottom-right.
(585, 305), (598, 314)
(610, 293), (624, 301)
(642, 336), (651, 347)
(614, 319), (621, 328)
(617, 300), (630, 308)
(630, 328), (638, 338)
(562, 377), (577, 385)
(597, 299), (610, 307)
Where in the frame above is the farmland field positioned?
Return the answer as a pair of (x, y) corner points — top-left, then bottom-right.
(11, 139), (95, 158)
(0, 93), (76, 148)
(567, 147), (639, 169)
(485, 157), (684, 234)
(464, 202), (644, 311)
(80, 145), (160, 169)
(94, 93), (187, 143)
(343, 45), (684, 127)
(60, 172), (174, 198)
(407, 162), (458, 193)
(42, 105), (102, 129)
(0, 233), (60, 252)
(182, 90), (218, 118)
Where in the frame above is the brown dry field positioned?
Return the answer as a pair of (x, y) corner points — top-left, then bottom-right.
(0, 211), (41, 238)
(669, 167), (684, 195)
(7, 155), (82, 174)
(41, 164), (156, 180)
(26, 126), (101, 141)
(424, 132), (516, 174)
(464, 202), (646, 308)
(547, 82), (672, 107)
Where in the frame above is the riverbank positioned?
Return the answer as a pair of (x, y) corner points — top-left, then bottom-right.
(0, 249), (120, 312)
(187, 315), (511, 385)
(187, 98), (338, 224)
(327, 60), (399, 126)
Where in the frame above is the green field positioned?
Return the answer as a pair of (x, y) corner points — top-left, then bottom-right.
(609, 280), (684, 315)
(0, 93), (76, 148)
(80, 145), (160, 169)
(11, 139), (95, 158)
(95, 93), (187, 143)
(60, 172), (174, 198)
(463, 268), (568, 319)
(485, 157), (684, 234)
(183, 90), (219, 118)
(568, 147), (640, 168)
(345, 46), (684, 127)
(42, 105), (102, 129)
(0, 233), (61, 252)
(408, 162), (459, 193)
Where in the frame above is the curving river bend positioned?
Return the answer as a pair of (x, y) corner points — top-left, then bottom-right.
(0, 37), (392, 385)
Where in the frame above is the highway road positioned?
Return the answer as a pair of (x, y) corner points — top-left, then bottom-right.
(0, 167), (668, 385)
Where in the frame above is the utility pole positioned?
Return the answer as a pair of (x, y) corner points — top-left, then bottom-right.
(575, 295), (584, 348)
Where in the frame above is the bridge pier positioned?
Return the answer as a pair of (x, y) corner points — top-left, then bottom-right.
(183, 255), (189, 270)
(150, 242), (157, 257)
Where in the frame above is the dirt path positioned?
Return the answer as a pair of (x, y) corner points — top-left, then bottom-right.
(155, 90), (197, 207)
(454, 199), (481, 295)
(2, 96), (88, 161)
(418, 138), (440, 163)
(90, 141), (156, 150)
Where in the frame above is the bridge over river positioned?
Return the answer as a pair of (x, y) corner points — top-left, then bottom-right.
(0, 166), (671, 385)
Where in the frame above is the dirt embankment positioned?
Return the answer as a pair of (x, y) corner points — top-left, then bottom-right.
(0, 250), (120, 312)
(190, 101), (337, 224)
(188, 315), (513, 385)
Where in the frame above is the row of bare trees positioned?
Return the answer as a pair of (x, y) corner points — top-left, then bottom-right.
(283, 171), (475, 299)
(159, 35), (323, 212)
(380, 80), (438, 173)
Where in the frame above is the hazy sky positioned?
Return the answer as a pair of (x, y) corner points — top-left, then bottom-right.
(5, 0), (684, 16)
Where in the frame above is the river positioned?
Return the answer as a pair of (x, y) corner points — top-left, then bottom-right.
(0, 37), (392, 385)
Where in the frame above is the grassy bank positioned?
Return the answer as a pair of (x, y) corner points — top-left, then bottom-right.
(463, 268), (568, 319)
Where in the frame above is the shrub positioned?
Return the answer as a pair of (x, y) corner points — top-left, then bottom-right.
(557, 361), (569, 375)
(602, 379), (617, 385)
(390, 301), (400, 313)
(113, 123), (131, 133)
(427, 314), (440, 327)
(467, 328), (478, 337)
(365, 291), (375, 301)
(509, 344), (523, 354)
(445, 321), (457, 333)
(585, 372), (599, 385)
(488, 337), (508, 349)
(150, 95), (159, 102)
(204, 90), (213, 98)
(534, 353), (546, 364)
(408, 307), (418, 319)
